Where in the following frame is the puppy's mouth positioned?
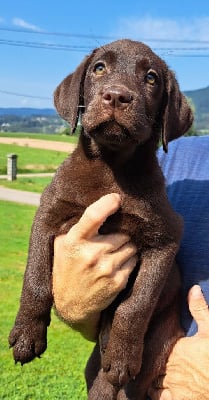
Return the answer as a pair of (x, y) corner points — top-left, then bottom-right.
(86, 120), (135, 148)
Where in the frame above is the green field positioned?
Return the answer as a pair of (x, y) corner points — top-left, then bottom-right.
(0, 143), (69, 175)
(0, 200), (94, 399)
(0, 132), (78, 143)
(1, 176), (53, 193)
(0, 135), (93, 398)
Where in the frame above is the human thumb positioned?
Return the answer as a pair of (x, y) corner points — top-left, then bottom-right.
(188, 285), (209, 336)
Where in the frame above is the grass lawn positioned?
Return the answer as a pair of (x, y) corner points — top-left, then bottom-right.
(0, 201), (94, 399)
(0, 132), (79, 144)
(0, 176), (53, 193)
(0, 144), (69, 175)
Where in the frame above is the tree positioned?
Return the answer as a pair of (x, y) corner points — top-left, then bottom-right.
(185, 97), (198, 136)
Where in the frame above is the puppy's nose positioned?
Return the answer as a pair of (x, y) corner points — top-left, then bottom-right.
(102, 86), (133, 109)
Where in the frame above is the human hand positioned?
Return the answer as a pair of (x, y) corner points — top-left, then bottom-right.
(148, 285), (209, 400)
(52, 193), (137, 340)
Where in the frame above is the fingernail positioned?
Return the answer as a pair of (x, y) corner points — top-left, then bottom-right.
(111, 193), (121, 205)
(191, 285), (202, 298)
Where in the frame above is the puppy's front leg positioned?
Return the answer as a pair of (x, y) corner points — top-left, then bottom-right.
(102, 244), (178, 387)
(9, 215), (54, 365)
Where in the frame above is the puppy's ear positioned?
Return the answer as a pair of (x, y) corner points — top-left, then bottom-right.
(162, 70), (193, 152)
(54, 52), (95, 133)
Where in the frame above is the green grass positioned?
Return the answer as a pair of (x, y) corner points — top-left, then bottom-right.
(0, 144), (68, 174)
(0, 176), (53, 193)
(0, 201), (94, 399)
(0, 132), (79, 144)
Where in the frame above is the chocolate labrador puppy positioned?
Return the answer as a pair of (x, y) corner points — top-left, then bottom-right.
(9, 39), (193, 399)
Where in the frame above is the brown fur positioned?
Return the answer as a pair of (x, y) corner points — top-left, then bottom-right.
(9, 39), (193, 399)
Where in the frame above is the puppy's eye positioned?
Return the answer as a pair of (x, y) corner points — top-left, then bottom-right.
(94, 62), (107, 76)
(145, 70), (158, 85)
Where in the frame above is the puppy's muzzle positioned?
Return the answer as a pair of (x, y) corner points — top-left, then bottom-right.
(101, 85), (133, 111)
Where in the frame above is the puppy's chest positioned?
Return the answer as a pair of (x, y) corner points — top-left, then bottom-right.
(67, 156), (156, 208)
(100, 193), (165, 250)
(54, 155), (168, 247)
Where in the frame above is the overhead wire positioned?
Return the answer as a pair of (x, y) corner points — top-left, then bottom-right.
(1, 26), (209, 44)
(1, 26), (209, 101)
(0, 26), (116, 40)
(1, 37), (209, 56)
(0, 38), (92, 52)
(1, 25), (209, 55)
(0, 89), (51, 100)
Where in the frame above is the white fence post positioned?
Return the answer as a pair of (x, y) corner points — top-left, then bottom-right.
(7, 154), (18, 181)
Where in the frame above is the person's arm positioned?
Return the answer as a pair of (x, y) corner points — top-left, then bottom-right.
(52, 193), (137, 341)
(148, 285), (209, 400)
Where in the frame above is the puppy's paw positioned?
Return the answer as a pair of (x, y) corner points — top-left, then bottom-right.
(102, 340), (143, 387)
(88, 369), (118, 400)
(8, 320), (47, 365)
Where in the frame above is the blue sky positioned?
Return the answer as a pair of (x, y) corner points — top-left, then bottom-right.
(1, 0), (209, 108)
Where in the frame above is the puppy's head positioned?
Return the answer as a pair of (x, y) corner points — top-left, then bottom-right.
(54, 39), (193, 152)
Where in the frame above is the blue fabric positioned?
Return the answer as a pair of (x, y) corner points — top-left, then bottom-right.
(158, 136), (209, 336)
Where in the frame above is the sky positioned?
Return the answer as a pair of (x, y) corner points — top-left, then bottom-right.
(1, 0), (209, 108)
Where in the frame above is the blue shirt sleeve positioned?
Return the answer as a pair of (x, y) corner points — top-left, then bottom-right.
(158, 136), (209, 336)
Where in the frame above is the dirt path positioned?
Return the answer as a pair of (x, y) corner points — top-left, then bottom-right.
(0, 186), (40, 206)
(0, 137), (76, 204)
(0, 137), (76, 152)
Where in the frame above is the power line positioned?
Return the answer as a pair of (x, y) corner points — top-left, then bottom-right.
(0, 26), (116, 41)
(0, 89), (51, 100)
(1, 26), (209, 45)
(0, 38), (92, 52)
(168, 54), (209, 57)
(1, 38), (209, 56)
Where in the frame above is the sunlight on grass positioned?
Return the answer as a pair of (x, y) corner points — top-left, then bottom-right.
(0, 144), (68, 174)
(1, 176), (53, 193)
(0, 132), (79, 144)
(0, 201), (93, 399)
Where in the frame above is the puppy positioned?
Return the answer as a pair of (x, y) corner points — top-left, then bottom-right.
(9, 39), (193, 399)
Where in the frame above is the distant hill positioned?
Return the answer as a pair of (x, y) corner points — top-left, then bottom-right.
(184, 86), (209, 114)
(0, 108), (56, 117)
(184, 86), (209, 131)
(0, 107), (64, 134)
(0, 85), (209, 132)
